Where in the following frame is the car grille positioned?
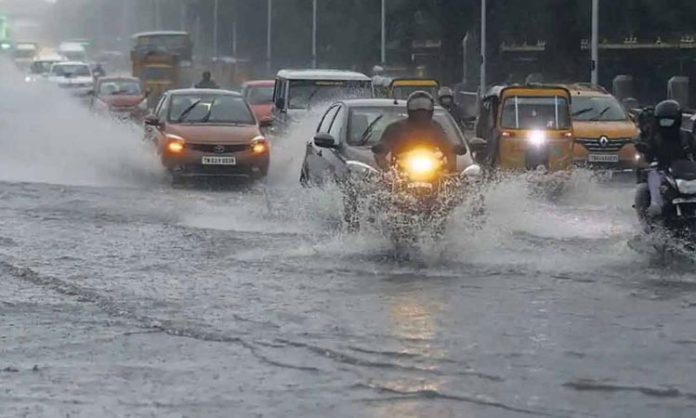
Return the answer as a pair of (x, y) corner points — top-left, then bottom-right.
(575, 138), (630, 153)
(187, 143), (250, 153)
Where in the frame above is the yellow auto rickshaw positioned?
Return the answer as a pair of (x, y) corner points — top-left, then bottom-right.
(389, 78), (440, 100)
(474, 85), (575, 172)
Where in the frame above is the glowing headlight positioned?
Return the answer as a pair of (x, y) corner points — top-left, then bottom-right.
(402, 150), (442, 180)
(165, 134), (185, 153)
(528, 130), (547, 147)
(676, 179), (696, 195)
(251, 135), (268, 154)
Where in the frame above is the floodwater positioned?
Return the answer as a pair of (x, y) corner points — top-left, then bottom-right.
(2, 62), (696, 418)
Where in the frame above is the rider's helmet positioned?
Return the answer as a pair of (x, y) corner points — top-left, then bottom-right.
(654, 99), (682, 136)
(406, 90), (435, 122)
(437, 86), (454, 107)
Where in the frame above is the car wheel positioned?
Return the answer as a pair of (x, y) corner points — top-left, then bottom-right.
(170, 173), (185, 188)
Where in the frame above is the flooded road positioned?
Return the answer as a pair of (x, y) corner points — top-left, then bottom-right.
(2, 65), (696, 418)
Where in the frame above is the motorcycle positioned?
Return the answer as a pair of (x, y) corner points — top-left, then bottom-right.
(344, 145), (481, 245)
(632, 160), (696, 256)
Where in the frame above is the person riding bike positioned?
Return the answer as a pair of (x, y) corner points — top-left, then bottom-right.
(195, 71), (219, 89)
(635, 99), (696, 218)
(373, 91), (456, 172)
(437, 86), (463, 124)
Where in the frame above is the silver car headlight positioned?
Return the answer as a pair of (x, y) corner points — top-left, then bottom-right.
(676, 179), (696, 195)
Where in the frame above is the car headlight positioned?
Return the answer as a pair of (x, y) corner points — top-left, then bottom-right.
(165, 134), (186, 153)
(400, 149), (442, 181)
(676, 179), (696, 195)
(250, 135), (268, 154)
(528, 130), (547, 147)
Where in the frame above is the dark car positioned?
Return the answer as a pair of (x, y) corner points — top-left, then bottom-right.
(145, 89), (270, 182)
(299, 99), (478, 185)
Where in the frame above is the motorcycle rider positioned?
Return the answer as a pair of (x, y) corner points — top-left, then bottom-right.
(373, 90), (456, 172)
(437, 86), (463, 124)
(635, 99), (696, 219)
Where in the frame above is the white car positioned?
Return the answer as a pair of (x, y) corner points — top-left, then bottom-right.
(25, 54), (65, 83)
(12, 43), (38, 69)
(47, 61), (94, 96)
(58, 42), (88, 62)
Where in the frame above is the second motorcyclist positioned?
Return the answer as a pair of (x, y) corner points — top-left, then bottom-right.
(437, 86), (463, 124)
(635, 99), (696, 219)
(373, 90), (456, 172)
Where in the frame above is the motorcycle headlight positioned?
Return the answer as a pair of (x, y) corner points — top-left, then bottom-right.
(401, 149), (442, 181)
(528, 130), (547, 147)
(676, 179), (696, 195)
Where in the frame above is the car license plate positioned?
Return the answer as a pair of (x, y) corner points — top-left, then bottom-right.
(588, 154), (619, 163)
(202, 156), (236, 165)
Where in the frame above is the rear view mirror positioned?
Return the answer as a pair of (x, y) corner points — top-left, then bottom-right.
(453, 144), (468, 156)
(468, 137), (487, 153)
(314, 132), (338, 148)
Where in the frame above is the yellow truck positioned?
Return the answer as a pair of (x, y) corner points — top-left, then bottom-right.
(131, 31), (193, 108)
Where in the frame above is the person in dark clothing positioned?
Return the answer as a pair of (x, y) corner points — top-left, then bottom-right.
(195, 71), (219, 89)
(373, 91), (456, 172)
(437, 86), (463, 124)
(634, 100), (696, 218)
(93, 63), (106, 78)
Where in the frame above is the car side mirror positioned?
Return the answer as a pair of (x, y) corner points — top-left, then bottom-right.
(314, 132), (338, 148)
(453, 144), (468, 155)
(275, 97), (285, 110)
(259, 117), (273, 128)
(468, 137), (487, 153)
(144, 115), (161, 127)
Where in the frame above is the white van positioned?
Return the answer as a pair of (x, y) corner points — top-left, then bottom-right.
(271, 69), (373, 129)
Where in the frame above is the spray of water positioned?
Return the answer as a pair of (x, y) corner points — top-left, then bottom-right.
(0, 57), (649, 275)
(0, 60), (162, 188)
